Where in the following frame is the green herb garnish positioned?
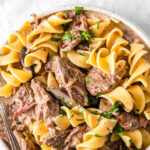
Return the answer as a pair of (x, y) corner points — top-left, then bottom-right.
(41, 115), (44, 121)
(64, 13), (69, 19)
(82, 94), (88, 98)
(96, 93), (101, 98)
(100, 112), (114, 119)
(109, 101), (120, 113)
(97, 117), (103, 121)
(129, 139), (132, 143)
(50, 55), (54, 61)
(69, 101), (73, 105)
(69, 109), (74, 120)
(113, 123), (123, 136)
(94, 134), (102, 138)
(75, 6), (83, 15)
(84, 76), (90, 83)
(102, 102), (106, 105)
(25, 136), (29, 141)
(97, 21), (100, 29)
(76, 119), (84, 121)
(61, 97), (65, 101)
(83, 52), (87, 57)
(92, 110), (99, 115)
(51, 37), (60, 42)
(89, 29), (94, 37)
(62, 33), (72, 41)
(79, 30), (93, 40)
(59, 110), (67, 115)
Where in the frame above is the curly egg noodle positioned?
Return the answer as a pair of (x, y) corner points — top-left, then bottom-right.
(0, 9), (150, 150)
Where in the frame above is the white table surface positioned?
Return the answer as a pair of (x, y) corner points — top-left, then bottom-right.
(0, 0), (150, 149)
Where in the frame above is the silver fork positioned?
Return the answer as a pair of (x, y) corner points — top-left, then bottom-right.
(0, 97), (21, 150)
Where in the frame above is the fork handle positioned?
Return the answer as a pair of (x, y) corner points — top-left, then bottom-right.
(0, 100), (21, 150)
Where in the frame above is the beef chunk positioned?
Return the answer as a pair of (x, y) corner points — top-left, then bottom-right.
(117, 112), (149, 131)
(99, 98), (149, 130)
(47, 87), (76, 108)
(13, 130), (38, 150)
(44, 125), (86, 150)
(101, 140), (121, 150)
(13, 82), (36, 123)
(45, 56), (88, 107)
(86, 67), (125, 96)
(31, 79), (59, 130)
(61, 13), (89, 52)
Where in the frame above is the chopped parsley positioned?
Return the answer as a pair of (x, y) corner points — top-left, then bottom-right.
(129, 139), (132, 143)
(91, 110), (99, 115)
(78, 30), (93, 40)
(84, 76), (90, 83)
(61, 97), (65, 101)
(89, 29), (94, 37)
(69, 101), (73, 105)
(50, 55), (54, 61)
(62, 33), (72, 41)
(96, 93), (101, 98)
(76, 119), (84, 121)
(41, 115), (44, 121)
(100, 112), (114, 119)
(102, 102), (106, 105)
(59, 110), (67, 115)
(97, 117), (103, 121)
(73, 99), (76, 102)
(109, 101), (120, 113)
(51, 37), (60, 42)
(75, 6), (83, 15)
(113, 123), (123, 136)
(94, 134), (102, 138)
(25, 136), (29, 141)
(69, 109), (74, 120)
(82, 94), (88, 98)
(62, 102), (67, 106)
(64, 13), (69, 19)
(83, 52), (87, 57)
(97, 21), (100, 29)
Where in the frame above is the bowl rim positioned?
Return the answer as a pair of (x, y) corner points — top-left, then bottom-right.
(31, 4), (150, 48)
(1, 4), (150, 150)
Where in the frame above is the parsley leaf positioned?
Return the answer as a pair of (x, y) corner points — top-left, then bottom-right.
(59, 110), (66, 115)
(113, 123), (123, 136)
(25, 136), (29, 141)
(129, 139), (132, 143)
(97, 21), (100, 29)
(41, 115), (44, 121)
(62, 33), (72, 41)
(61, 97), (65, 101)
(69, 109), (74, 120)
(64, 13), (69, 19)
(85, 76), (90, 83)
(82, 94), (88, 98)
(69, 101), (73, 105)
(50, 55), (54, 61)
(100, 112), (114, 119)
(102, 102), (106, 105)
(109, 101), (120, 113)
(97, 117), (103, 121)
(89, 29), (94, 37)
(94, 134), (102, 138)
(75, 6), (83, 15)
(96, 93), (101, 98)
(51, 37), (60, 42)
(83, 52), (87, 57)
(76, 119), (84, 121)
(92, 110), (99, 115)
(79, 30), (93, 40)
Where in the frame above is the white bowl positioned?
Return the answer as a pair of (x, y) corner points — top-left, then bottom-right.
(1, 5), (150, 150)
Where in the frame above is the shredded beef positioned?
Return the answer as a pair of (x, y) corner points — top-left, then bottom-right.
(47, 87), (76, 108)
(45, 56), (88, 107)
(99, 98), (149, 131)
(13, 130), (38, 150)
(86, 67), (125, 96)
(31, 79), (59, 130)
(44, 125), (87, 150)
(61, 13), (89, 52)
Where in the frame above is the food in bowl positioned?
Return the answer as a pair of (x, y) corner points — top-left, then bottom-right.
(0, 6), (150, 150)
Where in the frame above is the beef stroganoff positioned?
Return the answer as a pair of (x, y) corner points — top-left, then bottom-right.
(0, 6), (150, 150)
